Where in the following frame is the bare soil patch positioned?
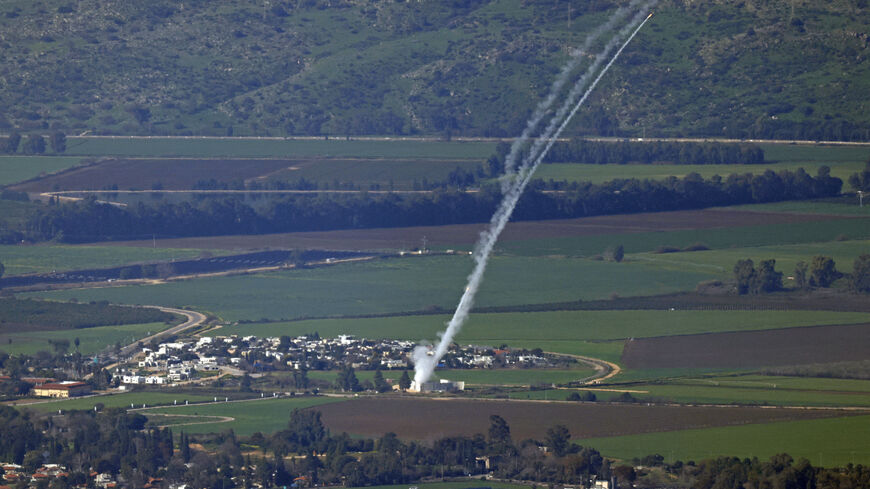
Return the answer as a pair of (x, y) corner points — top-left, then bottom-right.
(12, 158), (296, 191)
(92, 209), (834, 251)
(621, 322), (870, 369)
(313, 397), (846, 442)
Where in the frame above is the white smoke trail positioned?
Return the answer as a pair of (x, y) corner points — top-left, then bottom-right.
(499, 0), (650, 188)
(412, 8), (655, 387)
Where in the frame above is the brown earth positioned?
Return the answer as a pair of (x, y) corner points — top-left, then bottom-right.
(621, 322), (870, 369)
(12, 158), (296, 191)
(313, 397), (848, 442)
(89, 208), (836, 251)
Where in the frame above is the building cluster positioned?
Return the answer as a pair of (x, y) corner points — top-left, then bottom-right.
(0, 463), (128, 489)
(114, 334), (557, 386)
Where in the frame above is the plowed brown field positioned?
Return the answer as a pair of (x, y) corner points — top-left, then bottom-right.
(312, 397), (847, 441)
(621, 322), (870, 369)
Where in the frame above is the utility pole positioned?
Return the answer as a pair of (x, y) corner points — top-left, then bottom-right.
(859, 190), (865, 207)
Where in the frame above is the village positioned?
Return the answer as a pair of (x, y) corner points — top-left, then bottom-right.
(112, 333), (566, 389)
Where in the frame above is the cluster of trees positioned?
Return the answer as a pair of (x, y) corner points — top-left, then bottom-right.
(24, 167), (842, 243)
(0, 131), (66, 153)
(541, 139), (766, 165)
(0, 298), (176, 330)
(734, 255), (870, 294)
(849, 161), (870, 191)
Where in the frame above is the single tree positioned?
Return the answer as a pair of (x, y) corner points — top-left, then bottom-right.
(605, 244), (625, 262)
(487, 415), (513, 456)
(50, 131), (66, 153)
(4, 132), (21, 153)
(793, 261), (809, 290)
(849, 254), (870, 293)
(752, 259), (783, 293)
(398, 370), (411, 390)
(546, 424), (572, 457)
(733, 259), (756, 295)
(848, 161), (870, 192)
(810, 255), (840, 288)
(373, 369), (390, 393)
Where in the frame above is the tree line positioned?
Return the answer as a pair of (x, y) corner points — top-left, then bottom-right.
(2, 403), (869, 489)
(733, 255), (870, 294)
(0, 131), (66, 154)
(22, 167), (843, 243)
(538, 139), (766, 165)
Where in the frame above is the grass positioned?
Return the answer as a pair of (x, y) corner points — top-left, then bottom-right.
(629, 239), (870, 279)
(500, 217), (870, 257)
(65, 137), (496, 159)
(142, 396), (345, 435)
(18, 391), (219, 412)
(0, 199), (39, 227)
(534, 159), (867, 185)
(580, 414), (870, 468)
(730, 200), (870, 216)
(0, 156), (84, 186)
(0, 244), (223, 275)
(0, 321), (172, 356)
(27, 255), (714, 321)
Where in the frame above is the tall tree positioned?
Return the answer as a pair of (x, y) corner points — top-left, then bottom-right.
(752, 259), (783, 293)
(810, 255), (840, 287)
(849, 254), (870, 293)
(398, 370), (411, 391)
(848, 161), (870, 192)
(546, 424), (572, 457)
(733, 259), (756, 295)
(373, 369), (390, 393)
(793, 261), (809, 290)
(22, 134), (45, 154)
(4, 132), (21, 153)
(487, 415), (513, 456)
(49, 131), (66, 153)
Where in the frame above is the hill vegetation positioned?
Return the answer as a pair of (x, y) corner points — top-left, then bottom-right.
(1, 0), (869, 139)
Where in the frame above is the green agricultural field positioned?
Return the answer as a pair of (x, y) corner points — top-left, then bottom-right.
(0, 321), (171, 356)
(28, 255), (715, 321)
(210, 310), (870, 344)
(567, 380), (870, 407)
(0, 244), (223, 275)
(534, 159), (866, 185)
(581, 414), (870, 467)
(142, 396), (345, 435)
(19, 391), (219, 412)
(501, 217), (870, 257)
(731, 200), (870, 216)
(65, 137), (496, 159)
(760, 144), (870, 165)
(261, 158), (483, 190)
(0, 156), (84, 186)
(0, 199), (39, 227)
(629, 239), (870, 279)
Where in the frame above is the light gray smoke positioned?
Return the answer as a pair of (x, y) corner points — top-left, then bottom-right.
(500, 0), (650, 188)
(412, 6), (655, 388)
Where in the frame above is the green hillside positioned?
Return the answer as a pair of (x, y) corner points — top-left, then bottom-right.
(2, 0), (869, 140)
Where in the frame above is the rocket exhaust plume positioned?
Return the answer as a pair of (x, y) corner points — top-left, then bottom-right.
(412, 6), (656, 388)
(500, 0), (652, 186)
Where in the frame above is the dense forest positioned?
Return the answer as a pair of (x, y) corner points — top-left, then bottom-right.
(1, 1), (869, 140)
(18, 167), (842, 243)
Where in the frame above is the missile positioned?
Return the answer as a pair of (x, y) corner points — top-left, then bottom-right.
(647, 12), (653, 20)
